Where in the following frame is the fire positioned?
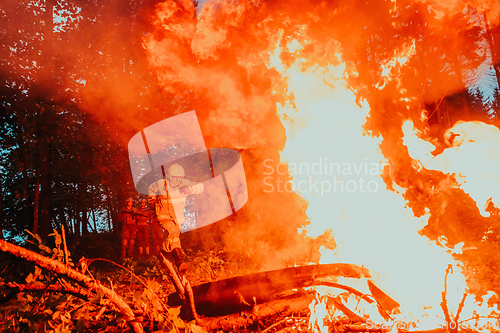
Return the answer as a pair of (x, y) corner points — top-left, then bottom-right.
(266, 19), (499, 331)
(143, 0), (500, 330)
(308, 292), (329, 333)
(375, 39), (416, 90)
(266, 37), (462, 328)
(403, 120), (500, 217)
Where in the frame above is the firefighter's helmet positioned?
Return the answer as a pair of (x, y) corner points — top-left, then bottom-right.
(168, 163), (185, 177)
(126, 197), (134, 203)
(140, 198), (147, 203)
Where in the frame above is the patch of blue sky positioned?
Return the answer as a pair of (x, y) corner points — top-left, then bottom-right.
(53, 5), (81, 33)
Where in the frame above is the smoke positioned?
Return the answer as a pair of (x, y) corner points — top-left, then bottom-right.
(5, 0), (499, 275)
(140, 0), (500, 276)
(1, 0), (173, 144)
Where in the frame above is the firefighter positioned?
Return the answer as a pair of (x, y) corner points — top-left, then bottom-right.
(118, 197), (137, 259)
(136, 198), (152, 258)
(148, 163), (204, 275)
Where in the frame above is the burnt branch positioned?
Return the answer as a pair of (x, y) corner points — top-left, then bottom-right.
(330, 296), (365, 322)
(337, 324), (385, 332)
(184, 276), (199, 322)
(61, 225), (69, 265)
(312, 281), (375, 304)
(440, 265), (453, 330)
(261, 317), (308, 333)
(6, 282), (90, 300)
(454, 293), (468, 323)
(159, 253), (185, 297)
(0, 239), (144, 333)
(87, 258), (169, 312)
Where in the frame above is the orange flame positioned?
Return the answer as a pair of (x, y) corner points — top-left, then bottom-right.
(375, 40), (416, 90)
(403, 120), (500, 217)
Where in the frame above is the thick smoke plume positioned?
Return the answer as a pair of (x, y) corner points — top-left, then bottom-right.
(143, 0), (500, 293)
(3, 0), (500, 283)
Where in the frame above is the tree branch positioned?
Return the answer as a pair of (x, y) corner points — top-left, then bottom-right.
(440, 265), (453, 332)
(6, 282), (90, 301)
(0, 239), (144, 333)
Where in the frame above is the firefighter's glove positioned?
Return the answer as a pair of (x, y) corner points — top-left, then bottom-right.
(179, 186), (192, 195)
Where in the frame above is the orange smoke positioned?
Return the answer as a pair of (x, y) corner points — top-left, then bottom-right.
(142, 0), (500, 324)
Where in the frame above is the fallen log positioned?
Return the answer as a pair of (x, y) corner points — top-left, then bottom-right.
(198, 292), (315, 331)
(170, 263), (371, 317)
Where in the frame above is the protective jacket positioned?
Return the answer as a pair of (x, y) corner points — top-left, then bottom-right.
(118, 207), (136, 225)
(136, 207), (151, 226)
(148, 178), (204, 226)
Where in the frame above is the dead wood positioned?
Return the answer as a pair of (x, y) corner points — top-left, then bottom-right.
(313, 281), (374, 304)
(440, 265), (468, 333)
(399, 329), (447, 333)
(337, 324), (447, 332)
(261, 316), (308, 333)
(453, 293), (468, 323)
(61, 225), (69, 265)
(338, 324), (446, 332)
(87, 258), (169, 312)
(440, 265), (452, 330)
(329, 296), (365, 322)
(274, 328), (303, 333)
(0, 239), (144, 333)
(158, 252), (200, 323)
(367, 280), (400, 320)
(159, 253), (185, 297)
(199, 292), (315, 331)
(6, 282), (90, 300)
(177, 263), (370, 317)
(337, 324), (386, 332)
(184, 276), (200, 322)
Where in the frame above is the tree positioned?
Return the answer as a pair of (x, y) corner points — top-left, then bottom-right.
(0, 0), (157, 243)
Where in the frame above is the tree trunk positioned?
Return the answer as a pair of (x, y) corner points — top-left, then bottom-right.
(106, 191), (116, 234)
(58, 210), (71, 242)
(91, 209), (98, 233)
(0, 179), (4, 240)
(80, 112), (90, 236)
(81, 180), (89, 236)
(16, 122), (34, 230)
(33, 141), (40, 235)
(453, 56), (471, 120)
(452, 20), (472, 120)
(484, 13), (500, 92)
(74, 183), (82, 240)
(38, 134), (52, 238)
(34, 0), (55, 239)
(106, 194), (112, 232)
